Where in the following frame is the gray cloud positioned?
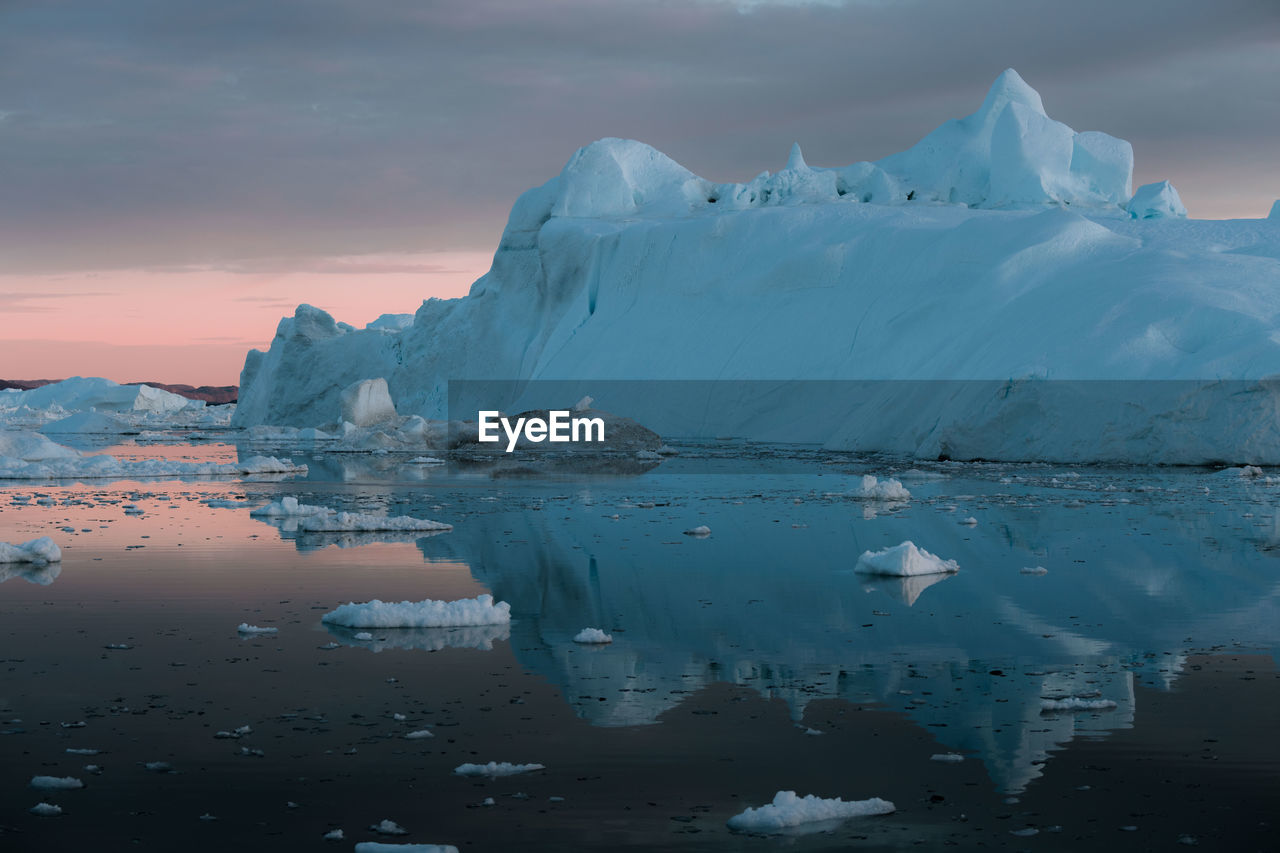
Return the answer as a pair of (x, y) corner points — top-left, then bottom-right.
(1, 0), (1277, 273)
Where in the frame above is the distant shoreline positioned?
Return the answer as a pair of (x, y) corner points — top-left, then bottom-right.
(0, 379), (237, 405)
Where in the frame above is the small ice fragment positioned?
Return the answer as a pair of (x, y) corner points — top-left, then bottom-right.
(454, 762), (545, 777)
(393, 713), (407, 721)
(31, 775), (84, 789)
(848, 475), (910, 500)
(65, 748), (99, 755)
(237, 624), (278, 635)
(370, 819), (408, 835)
(354, 632), (374, 641)
(145, 761), (172, 772)
(1020, 566), (1049, 575)
(572, 628), (613, 644)
(30, 802), (62, 816)
(199, 813), (217, 821)
(323, 828), (345, 840)
(683, 525), (711, 537)
(930, 753), (965, 763)
(960, 516), (978, 526)
(405, 729), (434, 739)
(1010, 827), (1039, 837)
(322, 595), (510, 629)
(1040, 697), (1119, 712)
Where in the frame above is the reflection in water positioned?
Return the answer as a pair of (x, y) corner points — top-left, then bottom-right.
(0, 560), (62, 586)
(324, 623), (511, 652)
(411, 470), (1280, 793)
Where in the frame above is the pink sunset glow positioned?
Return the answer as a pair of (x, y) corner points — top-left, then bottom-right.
(0, 252), (491, 386)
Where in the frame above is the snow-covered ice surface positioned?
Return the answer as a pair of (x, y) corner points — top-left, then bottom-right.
(322, 595), (511, 628)
(354, 844), (459, 853)
(726, 790), (895, 833)
(232, 70), (1280, 465)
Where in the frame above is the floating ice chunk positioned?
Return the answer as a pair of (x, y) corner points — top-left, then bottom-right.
(323, 828), (345, 840)
(1040, 697), (1118, 712)
(298, 511), (452, 533)
(930, 753), (965, 763)
(237, 624), (278, 635)
(1128, 180), (1187, 219)
(144, 761), (172, 772)
(1020, 566), (1049, 575)
(683, 525), (711, 537)
(847, 475), (910, 500)
(409, 456), (446, 465)
(250, 496), (330, 517)
(453, 761), (545, 777)
(353, 631), (374, 641)
(573, 628), (613, 644)
(726, 790), (895, 832)
(635, 449), (661, 460)
(404, 729), (434, 739)
(1010, 827), (1040, 837)
(322, 594), (511, 628)
(0, 536), (61, 564)
(572, 396), (593, 412)
(1217, 465), (1265, 478)
(855, 542), (959, 577)
(370, 819), (408, 835)
(354, 843), (459, 853)
(30, 802), (62, 816)
(959, 516), (978, 526)
(65, 748), (99, 755)
(31, 775), (84, 789)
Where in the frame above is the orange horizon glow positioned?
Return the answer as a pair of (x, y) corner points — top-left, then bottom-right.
(0, 251), (492, 387)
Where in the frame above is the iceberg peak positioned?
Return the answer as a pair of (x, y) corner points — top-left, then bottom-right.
(785, 142), (808, 171)
(979, 68), (1046, 118)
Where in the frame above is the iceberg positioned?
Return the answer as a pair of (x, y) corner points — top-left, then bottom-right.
(854, 541), (959, 577)
(0, 536), (62, 565)
(232, 70), (1280, 464)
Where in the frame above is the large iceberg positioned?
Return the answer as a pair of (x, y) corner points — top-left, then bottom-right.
(232, 70), (1280, 463)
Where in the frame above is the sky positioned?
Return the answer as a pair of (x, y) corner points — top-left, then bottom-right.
(2, 0), (1278, 385)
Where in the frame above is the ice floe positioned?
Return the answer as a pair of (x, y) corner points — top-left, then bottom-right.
(321, 594), (511, 629)
(726, 791), (895, 832)
(453, 761), (545, 777)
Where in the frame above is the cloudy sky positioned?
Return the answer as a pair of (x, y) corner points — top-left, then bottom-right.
(3, 0), (1278, 384)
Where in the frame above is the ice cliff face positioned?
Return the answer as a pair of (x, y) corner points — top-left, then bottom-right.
(233, 70), (1280, 463)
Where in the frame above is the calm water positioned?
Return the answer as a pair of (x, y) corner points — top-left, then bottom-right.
(1, 440), (1278, 850)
